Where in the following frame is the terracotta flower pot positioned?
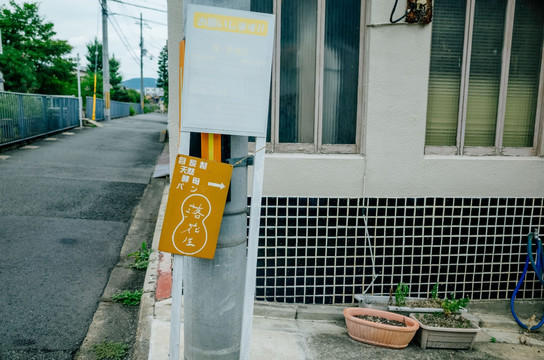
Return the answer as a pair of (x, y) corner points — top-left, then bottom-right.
(343, 307), (419, 349)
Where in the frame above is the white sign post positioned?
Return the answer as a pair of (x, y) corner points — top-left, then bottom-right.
(170, 5), (275, 360)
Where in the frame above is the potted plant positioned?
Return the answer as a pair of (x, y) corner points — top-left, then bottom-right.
(410, 293), (480, 349)
(343, 307), (419, 349)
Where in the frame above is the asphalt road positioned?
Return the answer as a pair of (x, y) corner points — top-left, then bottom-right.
(0, 114), (167, 359)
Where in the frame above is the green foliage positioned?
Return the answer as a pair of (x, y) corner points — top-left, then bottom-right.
(394, 282), (410, 306)
(129, 106), (135, 116)
(156, 43), (168, 106)
(442, 293), (470, 315)
(144, 104), (158, 113)
(86, 38), (103, 75)
(430, 282), (439, 299)
(0, 0), (75, 94)
(82, 38), (129, 102)
(112, 289), (143, 306)
(127, 242), (152, 270)
(92, 341), (130, 360)
(490, 337), (497, 343)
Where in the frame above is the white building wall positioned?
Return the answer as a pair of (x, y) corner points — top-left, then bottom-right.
(261, 0), (544, 199)
(169, 0), (544, 199)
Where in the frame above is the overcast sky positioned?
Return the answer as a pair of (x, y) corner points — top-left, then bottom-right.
(1, 0), (168, 81)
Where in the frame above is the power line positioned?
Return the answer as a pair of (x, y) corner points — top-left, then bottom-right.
(110, 0), (167, 13)
(108, 14), (140, 67)
(117, 0), (159, 56)
(110, 12), (167, 26)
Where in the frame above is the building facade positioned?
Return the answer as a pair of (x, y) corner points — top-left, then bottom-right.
(168, 0), (544, 304)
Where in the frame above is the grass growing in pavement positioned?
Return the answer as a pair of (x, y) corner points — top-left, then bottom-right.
(127, 242), (152, 270)
(92, 341), (130, 360)
(111, 289), (143, 306)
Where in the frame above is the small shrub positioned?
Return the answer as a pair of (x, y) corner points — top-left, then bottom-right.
(129, 106), (135, 116)
(92, 341), (130, 360)
(112, 289), (143, 306)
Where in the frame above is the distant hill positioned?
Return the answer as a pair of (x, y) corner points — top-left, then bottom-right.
(121, 77), (156, 90)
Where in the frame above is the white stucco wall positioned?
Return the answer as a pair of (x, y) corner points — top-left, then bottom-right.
(260, 0), (544, 198)
(170, 0), (544, 199)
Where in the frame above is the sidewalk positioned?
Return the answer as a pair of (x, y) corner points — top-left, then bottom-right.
(136, 152), (544, 360)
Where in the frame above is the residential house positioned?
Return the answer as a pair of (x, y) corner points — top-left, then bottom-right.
(167, 0), (544, 305)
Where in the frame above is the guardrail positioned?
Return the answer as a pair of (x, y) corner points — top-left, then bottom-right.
(0, 92), (79, 146)
(85, 96), (142, 120)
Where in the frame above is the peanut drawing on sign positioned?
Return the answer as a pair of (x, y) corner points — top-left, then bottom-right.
(172, 193), (211, 255)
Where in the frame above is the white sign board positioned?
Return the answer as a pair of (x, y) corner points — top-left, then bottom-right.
(181, 5), (275, 137)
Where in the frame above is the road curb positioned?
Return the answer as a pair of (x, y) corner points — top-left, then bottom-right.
(132, 179), (170, 360)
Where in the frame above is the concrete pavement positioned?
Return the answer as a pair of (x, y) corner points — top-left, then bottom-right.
(135, 147), (544, 360)
(0, 113), (167, 359)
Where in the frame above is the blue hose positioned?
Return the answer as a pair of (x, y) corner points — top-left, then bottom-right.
(511, 232), (544, 330)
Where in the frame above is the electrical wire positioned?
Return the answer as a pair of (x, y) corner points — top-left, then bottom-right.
(110, 12), (167, 26)
(108, 14), (140, 66)
(99, 0), (166, 77)
(390, 0), (407, 24)
(110, 0), (167, 13)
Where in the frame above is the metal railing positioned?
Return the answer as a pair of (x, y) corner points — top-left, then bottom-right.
(85, 96), (142, 120)
(0, 92), (79, 146)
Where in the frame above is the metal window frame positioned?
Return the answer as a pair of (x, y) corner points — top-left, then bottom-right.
(426, 0), (543, 157)
(269, 0), (365, 155)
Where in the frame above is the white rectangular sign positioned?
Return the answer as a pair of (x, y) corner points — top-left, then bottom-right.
(181, 5), (275, 137)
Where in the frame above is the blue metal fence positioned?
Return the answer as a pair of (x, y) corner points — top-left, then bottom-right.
(0, 92), (79, 146)
(85, 96), (142, 120)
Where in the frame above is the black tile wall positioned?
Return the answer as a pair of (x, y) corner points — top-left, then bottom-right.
(250, 197), (544, 304)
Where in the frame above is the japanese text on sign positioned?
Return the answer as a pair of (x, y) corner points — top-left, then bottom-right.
(180, 5), (275, 137)
(159, 154), (232, 259)
(194, 12), (268, 36)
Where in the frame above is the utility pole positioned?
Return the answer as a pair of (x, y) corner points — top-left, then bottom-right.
(177, 3), (253, 360)
(102, 0), (111, 121)
(0, 30), (5, 92)
(140, 13), (144, 113)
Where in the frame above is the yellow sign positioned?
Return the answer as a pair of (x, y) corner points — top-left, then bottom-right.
(194, 12), (268, 36)
(159, 154), (232, 259)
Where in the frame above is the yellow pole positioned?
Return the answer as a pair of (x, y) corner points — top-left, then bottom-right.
(92, 72), (97, 121)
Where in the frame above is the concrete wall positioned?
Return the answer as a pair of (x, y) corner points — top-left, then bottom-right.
(170, 0), (544, 199)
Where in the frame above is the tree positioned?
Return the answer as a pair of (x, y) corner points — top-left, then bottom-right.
(82, 38), (128, 102)
(0, 1), (75, 94)
(109, 55), (123, 95)
(156, 43), (168, 106)
(85, 38), (102, 75)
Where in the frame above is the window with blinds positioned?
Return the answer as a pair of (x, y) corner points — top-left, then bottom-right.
(425, 0), (544, 156)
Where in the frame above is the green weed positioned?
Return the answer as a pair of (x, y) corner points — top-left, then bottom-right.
(395, 282), (410, 306)
(442, 293), (470, 315)
(92, 341), (130, 360)
(430, 282), (439, 299)
(112, 289), (143, 306)
(127, 242), (152, 270)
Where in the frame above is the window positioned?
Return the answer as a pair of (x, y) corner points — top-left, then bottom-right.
(252, 0), (364, 154)
(425, 0), (544, 156)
